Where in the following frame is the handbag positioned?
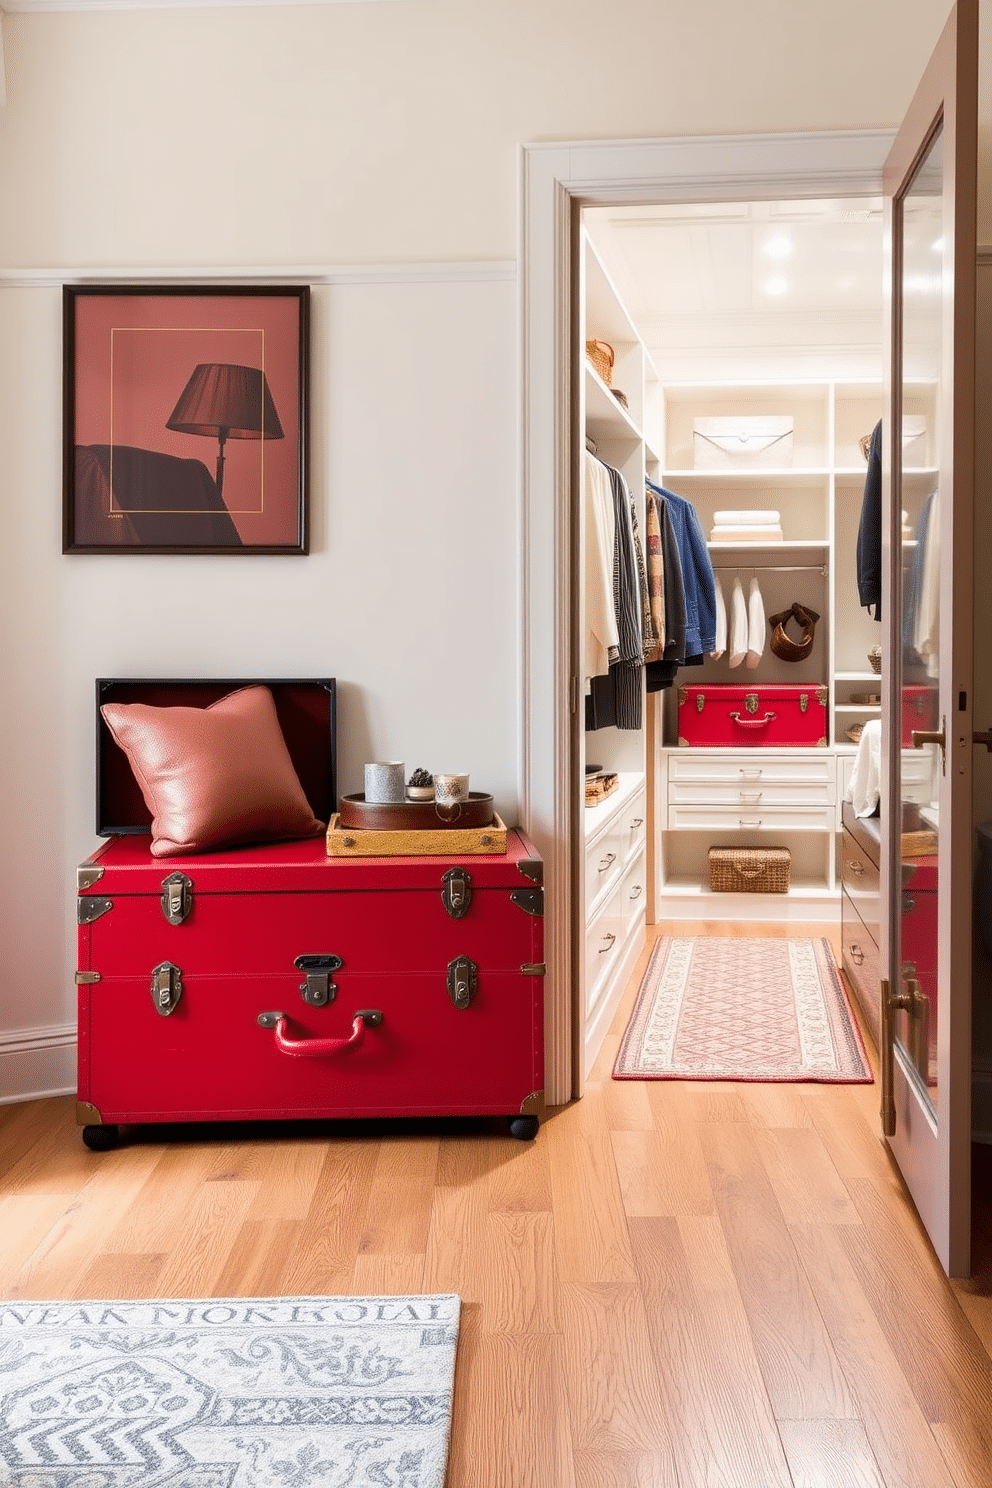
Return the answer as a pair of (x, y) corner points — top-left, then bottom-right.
(768, 602), (820, 662)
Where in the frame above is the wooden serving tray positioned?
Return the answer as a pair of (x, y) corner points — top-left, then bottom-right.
(326, 813), (508, 857)
(337, 792), (495, 831)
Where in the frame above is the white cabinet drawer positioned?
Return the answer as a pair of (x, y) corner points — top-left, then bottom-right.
(667, 803), (835, 832)
(668, 752), (835, 787)
(586, 886), (623, 1018)
(585, 822), (623, 917)
(620, 850), (647, 938)
(618, 788), (647, 865)
(669, 778), (834, 807)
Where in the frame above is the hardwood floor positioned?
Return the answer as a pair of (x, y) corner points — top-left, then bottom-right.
(3, 921), (992, 1486)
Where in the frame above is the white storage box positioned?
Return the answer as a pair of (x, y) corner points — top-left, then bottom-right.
(693, 416), (794, 469)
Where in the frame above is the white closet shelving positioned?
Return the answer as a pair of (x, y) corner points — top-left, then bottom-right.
(652, 377), (939, 917)
(579, 232), (655, 1069)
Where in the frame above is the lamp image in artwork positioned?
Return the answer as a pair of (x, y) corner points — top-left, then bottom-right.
(166, 362), (284, 501)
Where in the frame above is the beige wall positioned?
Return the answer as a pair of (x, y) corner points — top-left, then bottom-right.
(0, 0), (959, 1099)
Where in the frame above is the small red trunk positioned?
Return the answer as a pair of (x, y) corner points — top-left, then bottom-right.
(677, 683), (829, 747)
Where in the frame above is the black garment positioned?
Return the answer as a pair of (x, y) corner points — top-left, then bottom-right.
(585, 464), (644, 731)
(856, 420), (882, 620)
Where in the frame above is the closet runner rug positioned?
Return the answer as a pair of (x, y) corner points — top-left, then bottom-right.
(0, 1293), (460, 1487)
(613, 936), (872, 1083)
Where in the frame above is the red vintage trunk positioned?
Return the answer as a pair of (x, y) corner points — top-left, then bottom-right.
(677, 682), (828, 747)
(76, 677), (544, 1147)
(77, 833), (545, 1144)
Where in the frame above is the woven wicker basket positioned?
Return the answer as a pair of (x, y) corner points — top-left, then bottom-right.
(708, 846), (791, 894)
(586, 339), (614, 386)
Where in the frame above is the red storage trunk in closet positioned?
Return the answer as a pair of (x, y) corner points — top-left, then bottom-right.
(676, 682), (828, 747)
(901, 683), (939, 748)
(75, 679), (545, 1149)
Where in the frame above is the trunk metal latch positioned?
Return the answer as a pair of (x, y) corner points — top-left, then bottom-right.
(441, 867), (473, 919)
(447, 955), (479, 1009)
(294, 953), (344, 1007)
(160, 872), (194, 926)
(150, 961), (183, 1016)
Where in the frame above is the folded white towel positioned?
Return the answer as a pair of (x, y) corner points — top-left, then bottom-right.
(745, 577), (765, 669)
(711, 576), (726, 659)
(845, 718), (882, 817)
(728, 577), (748, 668)
(713, 509), (781, 526)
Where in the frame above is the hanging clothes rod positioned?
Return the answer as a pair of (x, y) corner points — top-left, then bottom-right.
(711, 562), (827, 575)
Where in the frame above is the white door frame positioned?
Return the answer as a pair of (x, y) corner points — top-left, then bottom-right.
(520, 130), (896, 1105)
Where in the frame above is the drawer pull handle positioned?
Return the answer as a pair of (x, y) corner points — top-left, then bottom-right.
(847, 860), (866, 877)
(739, 768), (763, 780)
(739, 819), (763, 828)
(629, 883), (644, 900)
(729, 711), (777, 729)
(599, 932), (617, 953)
(629, 817), (644, 829)
(849, 944), (865, 966)
(739, 791), (763, 803)
(257, 1009), (383, 1057)
(598, 852), (617, 874)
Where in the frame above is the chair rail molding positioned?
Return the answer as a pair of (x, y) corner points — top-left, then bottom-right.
(520, 129), (894, 1105)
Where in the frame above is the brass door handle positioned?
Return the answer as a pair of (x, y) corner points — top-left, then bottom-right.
(880, 977), (912, 1136)
(880, 975), (927, 1135)
(912, 715), (946, 775)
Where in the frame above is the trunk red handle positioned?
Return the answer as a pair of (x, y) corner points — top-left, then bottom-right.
(728, 711), (777, 729)
(257, 1009), (383, 1057)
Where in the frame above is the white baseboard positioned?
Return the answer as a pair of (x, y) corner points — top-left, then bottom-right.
(0, 1023), (76, 1105)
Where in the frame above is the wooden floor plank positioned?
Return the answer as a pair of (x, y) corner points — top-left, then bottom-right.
(557, 1281), (675, 1455)
(753, 1125), (863, 1226)
(610, 1124), (714, 1219)
(698, 1118), (855, 1419)
(270, 1140), (378, 1295)
(630, 1214), (794, 1487)
(545, 1125), (637, 1285)
(356, 1136), (439, 1255)
(789, 1220), (961, 1488)
(445, 1330), (577, 1488)
(777, 1419), (886, 1488)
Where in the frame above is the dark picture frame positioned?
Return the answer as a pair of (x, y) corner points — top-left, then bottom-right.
(63, 285), (309, 555)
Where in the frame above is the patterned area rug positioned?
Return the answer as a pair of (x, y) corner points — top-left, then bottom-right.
(613, 936), (872, 1083)
(0, 1294), (460, 1487)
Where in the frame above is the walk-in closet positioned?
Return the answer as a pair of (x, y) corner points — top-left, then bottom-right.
(577, 196), (938, 1072)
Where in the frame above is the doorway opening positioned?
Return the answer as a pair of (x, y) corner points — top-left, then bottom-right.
(575, 193), (885, 1086)
(520, 131), (895, 1106)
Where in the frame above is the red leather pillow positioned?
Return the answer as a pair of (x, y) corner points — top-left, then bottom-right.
(100, 685), (325, 858)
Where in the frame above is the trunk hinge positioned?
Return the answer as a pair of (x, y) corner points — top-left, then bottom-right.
(520, 963), (546, 976)
(75, 970), (101, 984)
(77, 864), (105, 891)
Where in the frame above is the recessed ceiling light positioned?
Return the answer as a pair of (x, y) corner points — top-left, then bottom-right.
(763, 235), (793, 259)
(764, 276), (788, 297)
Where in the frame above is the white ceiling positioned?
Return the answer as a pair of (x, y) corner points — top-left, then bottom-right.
(584, 197), (885, 338)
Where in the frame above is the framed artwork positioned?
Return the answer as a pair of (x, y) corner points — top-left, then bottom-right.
(63, 285), (309, 555)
